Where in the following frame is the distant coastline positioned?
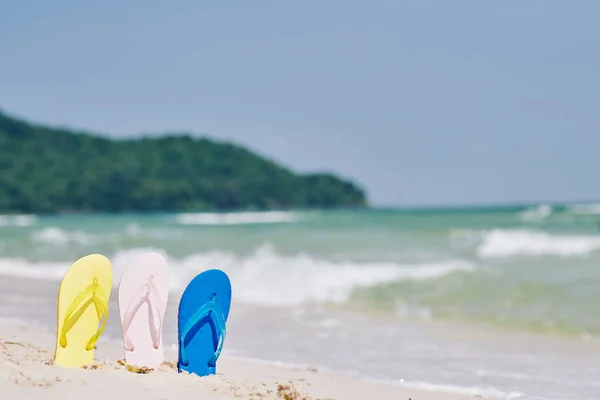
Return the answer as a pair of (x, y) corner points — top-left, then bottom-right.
(0, 109), (367, 214)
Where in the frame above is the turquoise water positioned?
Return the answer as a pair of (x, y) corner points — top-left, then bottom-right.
(1, 203), (600, 336)
(2, 204), (600, 399)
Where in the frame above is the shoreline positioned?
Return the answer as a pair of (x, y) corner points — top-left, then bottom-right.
(0, 317), (484, 400)
(2, 262), (600, 343)
(3, 273), (600, 399)
(4, 273), (600, 399)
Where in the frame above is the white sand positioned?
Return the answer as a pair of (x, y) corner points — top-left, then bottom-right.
(0, 317), (483, 400)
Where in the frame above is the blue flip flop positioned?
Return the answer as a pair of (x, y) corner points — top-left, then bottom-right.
(177, 269), (232, 376)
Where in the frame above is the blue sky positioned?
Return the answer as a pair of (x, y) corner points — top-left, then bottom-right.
(1, 1), (599, 206)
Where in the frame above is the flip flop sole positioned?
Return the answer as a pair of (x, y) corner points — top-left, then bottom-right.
(117, 252), (169, 369)
(54, 254), (112, 367)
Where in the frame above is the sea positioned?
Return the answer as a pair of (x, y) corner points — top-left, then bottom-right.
(1, 204), (599, 400)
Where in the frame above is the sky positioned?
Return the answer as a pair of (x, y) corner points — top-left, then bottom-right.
(1, 0), (599, 206)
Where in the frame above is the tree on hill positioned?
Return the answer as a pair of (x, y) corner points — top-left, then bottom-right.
(0, 111), (368, 213)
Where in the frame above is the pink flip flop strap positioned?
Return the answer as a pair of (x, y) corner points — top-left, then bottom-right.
(122, 276), (163, 351)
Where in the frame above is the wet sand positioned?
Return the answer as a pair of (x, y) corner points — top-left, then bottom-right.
(0, 317), (479, 400)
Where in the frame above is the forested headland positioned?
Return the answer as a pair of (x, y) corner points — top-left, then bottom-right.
(0, 110), (367, 213)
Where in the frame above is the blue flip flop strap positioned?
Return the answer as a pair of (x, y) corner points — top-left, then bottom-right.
(180, 299), (227, 367)
(208, 303), (226, 366)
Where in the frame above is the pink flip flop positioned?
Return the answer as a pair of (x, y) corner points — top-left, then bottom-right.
(117, 252), (169, 369)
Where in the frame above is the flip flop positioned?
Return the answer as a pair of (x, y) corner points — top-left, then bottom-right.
(53, 254), (112, 367)
(177, 269), (231, 376)
(117, 252), (169, 369)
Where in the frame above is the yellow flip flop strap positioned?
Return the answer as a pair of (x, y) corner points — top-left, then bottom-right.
(86, 288), (109, 351)
(59, 278), (109, 351)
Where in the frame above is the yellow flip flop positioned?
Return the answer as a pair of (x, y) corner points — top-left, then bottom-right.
(53, 254), (113, 367)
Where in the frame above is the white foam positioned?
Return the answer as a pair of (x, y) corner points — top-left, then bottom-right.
(567, 203), (600, 215)
(0, 258), (68, 280)
(0, 214), (37, 227)
(125, 223), (141, 235)
(169, 244), (474, 306)
(30, 227), (92, 245)
(519, 204), (552, 222)
(175, 211), (299, 225)
(395, 302), (433, 320)
(0, 245), (474, 307)
(477, 229), (600, 258)
(395, 380), (524, 399)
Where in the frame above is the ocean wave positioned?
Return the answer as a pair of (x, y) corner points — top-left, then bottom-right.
(477, 229), (600, 258)
(0, 258), (68, 280)
(0, 244), (474, 307)
(519, 204), (552, 222)
(0, 214), (37, 227)
(175, 211), (300, 225)
(30, 227), (92, 245)
(125, 223), (142, 235)
(396, 380), (524, 399)
(566, 203), (600, 215)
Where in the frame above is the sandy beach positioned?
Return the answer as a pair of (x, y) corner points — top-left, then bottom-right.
(0, 317), (481, 400)
(2, 213), (600, 400)
(2, 265), (600, 400)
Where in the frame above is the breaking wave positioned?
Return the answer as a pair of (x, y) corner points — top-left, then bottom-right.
(0, 244), (474, 307)
(175, 211), (300, 225)
(0, 214), (37, 227)
(30, 227), (93, 245)
(476, 229), (600, 258)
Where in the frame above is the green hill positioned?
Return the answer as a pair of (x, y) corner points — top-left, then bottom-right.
(0, 110), (367, 213)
